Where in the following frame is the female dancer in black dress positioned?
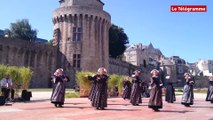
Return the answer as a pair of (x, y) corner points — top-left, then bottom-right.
(206, 76), (213, 103)
(165, 76), (179, 103)
(122, 77), (132, 100)
(148, 69), (163, 111)
(181, 73), (194, 107)
(50, 68), (69, 108)
(130, 70), (142, 106)
(89, 67), (109, 110)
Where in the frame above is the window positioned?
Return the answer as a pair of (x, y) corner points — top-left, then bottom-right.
(73, 27), (82, 41)
(73, 54), (81, 68)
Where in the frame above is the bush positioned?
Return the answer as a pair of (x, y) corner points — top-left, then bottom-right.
(0, 64), (7, 80)
(65, 91), (80, 98)
(194, 88), (208, 93)
(0, 64), (33, 91)
(108, 74), (126, 96)
(76, 71), (95, 97)
(76, 71), (128, 97)
(175, 89), (183, 92)
(6, 66), (22, 89)
(19, 67), (33, 90)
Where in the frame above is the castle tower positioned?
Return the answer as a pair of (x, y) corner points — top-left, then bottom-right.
(53, 0), (111, 72)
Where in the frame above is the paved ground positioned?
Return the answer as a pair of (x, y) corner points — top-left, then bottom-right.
(0, 92), (213, 120)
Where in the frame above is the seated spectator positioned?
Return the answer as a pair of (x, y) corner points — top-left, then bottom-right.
(1, 75), (15, 101)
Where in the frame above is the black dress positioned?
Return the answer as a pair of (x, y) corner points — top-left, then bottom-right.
(122, 81), (132, 99)
(206, 81), (213, 103)
(148, 77), (163, 111)
(50, 75), (67, 107)
(165, 80), (176, 103)
(88, 76), (97, 101)
(181, 78), (194, 106)
(91, 74), (109, 110)
(130, 76), (142, 105)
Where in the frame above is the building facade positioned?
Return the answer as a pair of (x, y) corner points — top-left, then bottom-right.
(124, 43), (162, 67)
(196, 59), (213, 76)
(53, 0), (111, 72)
(160, 56), (189, 81)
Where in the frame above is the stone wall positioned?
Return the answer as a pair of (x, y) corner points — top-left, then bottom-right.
(0, 38), (208, 89)
(0, 38), (75, 88)
(173, 76), (209, 88)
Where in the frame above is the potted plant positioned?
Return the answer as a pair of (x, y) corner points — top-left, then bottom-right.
(76, 72), (93, 97)
(19, 67), (33, 101)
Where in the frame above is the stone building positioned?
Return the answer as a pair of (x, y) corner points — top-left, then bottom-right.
(123, 43), (162, 67)
(52, 0), (111, 72)
(160, 58), (177, 81)
(196, 59), (213, 76)
(187, 63), (200, 76)
(160, 56), (189, 81)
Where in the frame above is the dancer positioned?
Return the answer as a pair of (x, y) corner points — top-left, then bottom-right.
(122, 77), (132, 100)
(90, 67), (109, 110)
(50, 68), (69, 108)
(206, 76), (213, 103)
(148, 69), (163, 111)
(181, 73), (194, 107)
(165, 76), (179, 103)
(130, 70), (142, 106)
(88, 75), (97, 101)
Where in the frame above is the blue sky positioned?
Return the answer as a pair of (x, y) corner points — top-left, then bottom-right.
(0, 0), (212, 63)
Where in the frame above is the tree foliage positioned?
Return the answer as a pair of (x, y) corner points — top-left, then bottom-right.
(5, 19), (37, 41)
(76, 71), (127, 97)
(109, 24), (129, 58)
(46, 39), (53, 46)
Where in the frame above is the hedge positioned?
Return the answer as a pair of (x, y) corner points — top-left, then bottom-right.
(76, 71), (128, 97)
(0, 64), (33, 90)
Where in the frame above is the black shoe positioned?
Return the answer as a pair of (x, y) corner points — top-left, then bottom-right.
(153, 108), (160, 112)
(58, 105), (63, 108)
(154, 109), (160, 112)
(185, 104), (190, 107)
(96, 107), (99, 110)
(54, 104), (58, 107)
(132, 104), (139, 106)
(100, 107), (105, 110)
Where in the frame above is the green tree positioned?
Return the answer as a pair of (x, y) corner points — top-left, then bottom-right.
(46, 39), (53, 46)
(4, 29), (11, 37)
(109, 24), (129, 58)
(6, 19), (37, 42)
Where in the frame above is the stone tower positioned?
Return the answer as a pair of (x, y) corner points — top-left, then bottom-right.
(53, 0), (111, 72)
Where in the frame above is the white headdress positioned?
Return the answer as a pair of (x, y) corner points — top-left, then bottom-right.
(166, 76), (170, 79)
(98, 67), (107, 73)
(150, 69), (159, 74)
(184, 73), (190, 76)
(54, 68), (63, 76)
(133, 70), (140, 74)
